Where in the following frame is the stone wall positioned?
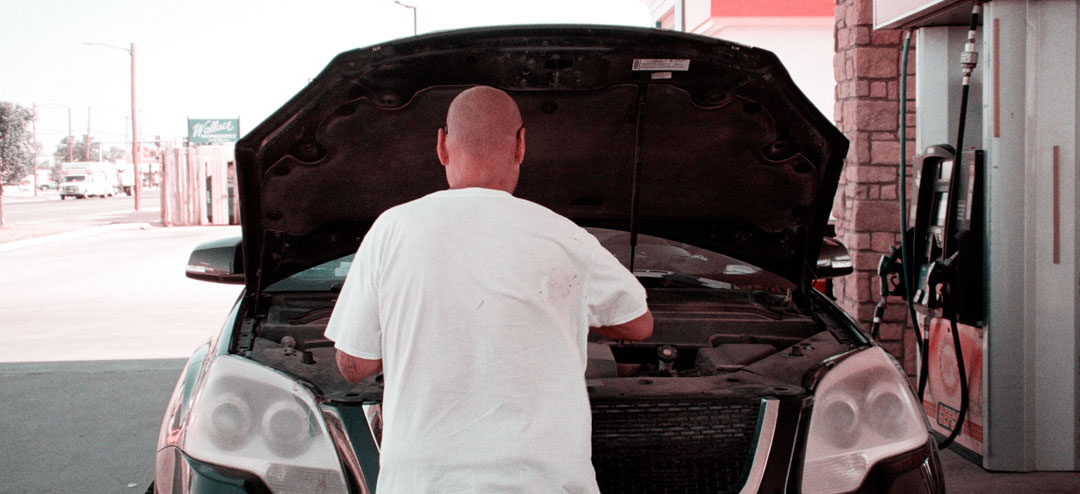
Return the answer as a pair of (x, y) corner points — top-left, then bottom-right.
(832, 0), (918, 373)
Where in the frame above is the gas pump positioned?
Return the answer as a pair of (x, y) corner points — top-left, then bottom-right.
(910, 146), (985, 327)
(873, 3), (985, 458)
(877, 145), (986, 454)
(909, 145), (984, 452)
(873, 0), (1080, 472)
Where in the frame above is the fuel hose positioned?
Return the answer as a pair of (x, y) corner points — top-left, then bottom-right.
(896, 29), (928, 402)
(934, 2), (981, 450)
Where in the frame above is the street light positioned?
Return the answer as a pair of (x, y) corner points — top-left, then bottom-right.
(83, 41), (141, 211)
(394, 1), (417, 36)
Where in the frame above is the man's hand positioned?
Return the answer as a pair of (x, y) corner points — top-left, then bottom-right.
(590, 309), (653, 341)
(336, 350), (383, 382)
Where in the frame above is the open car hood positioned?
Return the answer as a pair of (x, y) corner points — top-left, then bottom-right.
(236, 25), (847, 295)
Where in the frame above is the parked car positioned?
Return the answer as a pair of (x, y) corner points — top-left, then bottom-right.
(39, 182), (58, 191)
(153, 26), (944, 494)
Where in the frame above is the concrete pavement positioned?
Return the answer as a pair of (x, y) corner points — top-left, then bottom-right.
(3, 186), (1079, 493)
(940, 448), (1080, 493)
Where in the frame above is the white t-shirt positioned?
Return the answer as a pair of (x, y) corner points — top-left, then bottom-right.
(325, 187), (648, 494)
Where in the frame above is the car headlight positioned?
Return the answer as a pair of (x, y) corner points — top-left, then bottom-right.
(181, 355), (348, 493)
(801, 346), (930, 494)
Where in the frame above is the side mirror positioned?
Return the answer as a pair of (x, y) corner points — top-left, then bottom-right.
(814, 236), (853, 279)
(186, 236), (245, 284)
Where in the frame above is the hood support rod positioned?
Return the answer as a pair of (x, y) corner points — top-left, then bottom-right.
(629, 88), (647, 272)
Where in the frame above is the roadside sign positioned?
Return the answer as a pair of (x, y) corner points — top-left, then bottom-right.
(187, 118), (240, 144)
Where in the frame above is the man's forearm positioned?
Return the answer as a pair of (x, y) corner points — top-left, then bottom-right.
(336, 350), (383, 381)
(590, 309), (653, 341)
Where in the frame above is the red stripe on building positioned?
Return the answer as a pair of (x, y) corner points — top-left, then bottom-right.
(710, 0), (833, 17)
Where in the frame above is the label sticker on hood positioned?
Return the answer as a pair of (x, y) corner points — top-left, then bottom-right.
(632, 59), (690, 71)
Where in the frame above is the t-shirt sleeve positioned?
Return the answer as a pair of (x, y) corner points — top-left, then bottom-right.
(581, 233), (648, 328)
(324, 226), (384, 360)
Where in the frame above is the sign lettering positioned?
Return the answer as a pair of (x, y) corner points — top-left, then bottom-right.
(188, 118), (240, 144)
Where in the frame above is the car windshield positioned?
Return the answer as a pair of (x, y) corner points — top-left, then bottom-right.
(265, 227), (792, 293)
(64, 175), (86, 182)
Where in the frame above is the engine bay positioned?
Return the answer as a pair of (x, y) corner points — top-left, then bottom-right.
(246, 287), (851, 402)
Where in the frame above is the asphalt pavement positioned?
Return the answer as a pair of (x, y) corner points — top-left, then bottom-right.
(1, 186), (162, 247)
(0, 359), (184, 494)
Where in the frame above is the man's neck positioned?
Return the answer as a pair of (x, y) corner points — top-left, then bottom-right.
(449, 183), (514, 193)
(446, 171), (516, 194)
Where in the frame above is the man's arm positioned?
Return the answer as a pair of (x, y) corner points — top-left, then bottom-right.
(336, 350), (383, 382)
(590, 309), (653, 341)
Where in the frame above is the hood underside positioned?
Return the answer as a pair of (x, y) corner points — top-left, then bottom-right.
(236, 25), (847, 294)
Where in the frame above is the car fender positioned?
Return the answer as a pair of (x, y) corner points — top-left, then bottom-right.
(156, 300), (241, 453)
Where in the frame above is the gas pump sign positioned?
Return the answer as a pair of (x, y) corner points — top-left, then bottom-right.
(923, 317), (984, 459)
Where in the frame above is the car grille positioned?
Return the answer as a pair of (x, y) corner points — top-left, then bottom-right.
(591, 398), (762, 494)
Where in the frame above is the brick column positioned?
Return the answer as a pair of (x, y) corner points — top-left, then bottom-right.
(832, 0), (918, 373)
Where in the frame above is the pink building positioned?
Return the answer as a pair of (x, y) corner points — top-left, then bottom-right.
(641, 0), (836, 117)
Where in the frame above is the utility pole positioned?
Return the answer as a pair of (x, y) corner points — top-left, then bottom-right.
(32, 104), (38, 196)
(68, 107), (73, 162)
(130, 42), (140, 211)
(83, 41), (140, 210)
(85, 106), (91, 161)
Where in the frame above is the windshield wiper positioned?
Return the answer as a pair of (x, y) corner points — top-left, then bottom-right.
(634, 270), (734, 290)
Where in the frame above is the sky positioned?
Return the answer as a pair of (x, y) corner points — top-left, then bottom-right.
(1, 0), (652, 157)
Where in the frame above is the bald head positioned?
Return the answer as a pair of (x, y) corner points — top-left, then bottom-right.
(437, 86), (525, 192)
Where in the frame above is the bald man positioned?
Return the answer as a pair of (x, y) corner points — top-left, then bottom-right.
(325, 86), (652, 493)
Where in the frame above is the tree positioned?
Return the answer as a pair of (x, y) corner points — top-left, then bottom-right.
(105, 145), (126, 161)
(0, 101), (35, 228)
(53, 135), (109, 163)
(0, 102), (35, 185)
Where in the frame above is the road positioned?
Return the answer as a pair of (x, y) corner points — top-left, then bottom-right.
(0, 215), (241, 493)
(1, 190), (163, 245)
(4, 191), (140, 223)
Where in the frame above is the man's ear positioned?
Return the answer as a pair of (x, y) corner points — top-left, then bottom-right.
(437, 127), (450, 166)
(513, 127), (526, 165)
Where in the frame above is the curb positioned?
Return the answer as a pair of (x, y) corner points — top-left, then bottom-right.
(0, 222), (156, 254)
(0, 358), (189, 375)
(1, 189), (60, 202)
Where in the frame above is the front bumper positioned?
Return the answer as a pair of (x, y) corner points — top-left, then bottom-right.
(155, 435), (944, 494)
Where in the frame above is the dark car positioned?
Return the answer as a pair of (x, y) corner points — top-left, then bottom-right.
(153, 25), (944, 494)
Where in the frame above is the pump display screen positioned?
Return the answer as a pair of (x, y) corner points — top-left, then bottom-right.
(932, 191), (949, 227)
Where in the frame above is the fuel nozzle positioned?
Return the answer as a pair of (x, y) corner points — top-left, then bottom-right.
(915, 251), (960, 309)
(877, 245), (905, 298)
(960, 4), (982, 85)
(870, 245), (905, 339)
